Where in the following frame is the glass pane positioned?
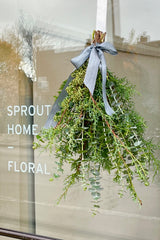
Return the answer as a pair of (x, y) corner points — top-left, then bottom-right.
(0, 1), (160, 240)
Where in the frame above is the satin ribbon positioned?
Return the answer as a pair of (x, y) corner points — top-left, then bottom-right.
(71, 42), (117, 116)
(44, 42), (117, 129)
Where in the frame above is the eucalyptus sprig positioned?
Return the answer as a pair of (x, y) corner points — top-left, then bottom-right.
(34, 62), (160, 214)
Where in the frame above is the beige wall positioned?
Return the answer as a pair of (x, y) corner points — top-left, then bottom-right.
(0, 43), (160, 239)
(33, 48), (160, 240)
(0, 1), (160, 239)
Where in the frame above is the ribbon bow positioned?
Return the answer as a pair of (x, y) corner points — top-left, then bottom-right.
(44, 42), (117, 129)
(71, 42), (118, 116)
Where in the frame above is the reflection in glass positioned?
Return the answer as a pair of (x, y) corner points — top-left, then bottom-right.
(0, 1), (160, 240)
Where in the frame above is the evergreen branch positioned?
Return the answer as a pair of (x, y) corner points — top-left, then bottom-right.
(117, 151), (142, 205)
(57, 173), (77, 204)
(34, 65), (159, 212)
(90, 92), (149, 183)
(55, 108), (67, 129)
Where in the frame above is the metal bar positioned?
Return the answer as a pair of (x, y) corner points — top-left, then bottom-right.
(0, 228), (62, 240)
(28, 78), (36, 234)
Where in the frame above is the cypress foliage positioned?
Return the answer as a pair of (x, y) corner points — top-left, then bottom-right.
(34, 62), (160, 214)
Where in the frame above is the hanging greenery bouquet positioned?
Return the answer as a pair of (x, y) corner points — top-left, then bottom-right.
(34, 31), (160, 213)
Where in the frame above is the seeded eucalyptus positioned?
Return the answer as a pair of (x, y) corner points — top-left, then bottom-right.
(34, 62), (160, 214)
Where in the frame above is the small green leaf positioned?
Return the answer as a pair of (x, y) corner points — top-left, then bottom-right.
(134, 141), (142, 147)
(54, 173), (60, 178)
(145, 182), (149, 186)
(94, 204), (100, 208)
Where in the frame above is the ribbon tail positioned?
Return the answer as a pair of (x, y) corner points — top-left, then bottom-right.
(44, 74), (73, 129)
(84, 47), (100, 95)
(100, 52), (115, 116)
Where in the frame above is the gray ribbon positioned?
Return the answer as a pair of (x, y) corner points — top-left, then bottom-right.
(71, 42), (118, 115)
(44, 42), (117, 129)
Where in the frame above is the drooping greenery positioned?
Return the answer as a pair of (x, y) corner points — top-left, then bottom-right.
(34, 62), (160, 214)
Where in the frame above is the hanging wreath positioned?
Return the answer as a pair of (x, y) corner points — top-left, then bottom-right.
(34, 31), (160, 214)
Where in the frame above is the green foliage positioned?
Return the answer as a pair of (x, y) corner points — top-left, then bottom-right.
(34, 62), (160, 213)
